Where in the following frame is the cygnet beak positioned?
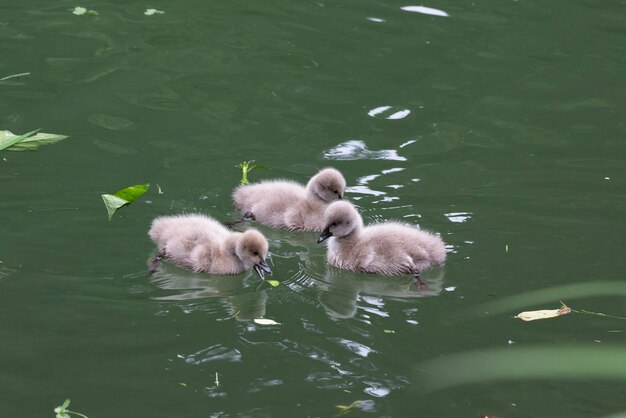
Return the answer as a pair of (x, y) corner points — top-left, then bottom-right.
(253, 258), (272, 280)
(337, 194), (343, 200)
(317, 227), (332, 243)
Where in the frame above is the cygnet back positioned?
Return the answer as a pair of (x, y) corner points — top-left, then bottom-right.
(232, 167), (346, 231)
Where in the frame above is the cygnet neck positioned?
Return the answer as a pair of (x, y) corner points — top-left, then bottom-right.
(306, 185), (326, 203)
(336, 229), (360, 243)
(225, 234), (242, 259)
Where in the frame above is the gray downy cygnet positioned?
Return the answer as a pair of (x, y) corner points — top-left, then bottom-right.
(148, 214), (272, 279)
(232, 167), (346, 232)
(317, 201), (446, 288)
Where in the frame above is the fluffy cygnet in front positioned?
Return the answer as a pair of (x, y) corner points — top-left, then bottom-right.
(232, 167), (346, 232)
(317, 201), (446, 288)
(148, 214), (272, 279)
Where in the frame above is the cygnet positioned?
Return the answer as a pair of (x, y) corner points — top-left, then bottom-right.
(232, 167), (346, 232)
(317, 201), (446, 288)
(148, 214), (272, 279)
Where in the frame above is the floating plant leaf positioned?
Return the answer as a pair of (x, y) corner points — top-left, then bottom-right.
(0, 130), (68, 152)
(0, 129), (39, 151)
(266, 280), (280, 287)
(470, 281), (626, 319)
(253, 318), (281, 325)
(101, 183), (149, 220)
(515, 302), (572, 322)
(53, 398), (89, 418)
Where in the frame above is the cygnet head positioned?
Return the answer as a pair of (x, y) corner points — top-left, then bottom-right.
(307, 168), (346, 202)
(235, 229), (272, 279)
(317, 201), (363, 243)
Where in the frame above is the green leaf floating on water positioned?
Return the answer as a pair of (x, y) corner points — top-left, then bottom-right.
(102, 183), (149, 220)
(0, 129), (39, 151)
(1, 131), (69, 151)
(266, 280), (279, 287)
(0, 129), (67, 152)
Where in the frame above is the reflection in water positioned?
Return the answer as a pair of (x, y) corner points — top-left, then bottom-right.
(184, 344), (242, 365)
(149, 261), (268, 320)
(0, 266), (16, 281)
(444, 212), (473, 223)
(346, 168), (407, 198)
(323, 140), (406, 161)
(367, 105), (411, 120)
(401, 5), (449, 17)
(330, 337), (375, 357)
(296, 257), (444, 319)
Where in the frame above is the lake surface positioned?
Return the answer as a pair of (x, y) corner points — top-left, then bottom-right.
(1, 0), (625, 416)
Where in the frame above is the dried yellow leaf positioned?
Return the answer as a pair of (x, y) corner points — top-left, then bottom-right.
(515, 303), (571, 321)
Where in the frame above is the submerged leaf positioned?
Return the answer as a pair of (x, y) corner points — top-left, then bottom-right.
(88, 113), (133, 130)
(101, 183), (149, 220)
(515, 302), (571, 321)
(336, 400), (366, 415)
(253, 318), (281, 325)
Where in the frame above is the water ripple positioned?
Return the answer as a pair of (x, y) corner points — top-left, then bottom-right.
(367, 105), (411, 119)
(323, 140), (406, 161)
(445, 212), (473, 223)
(184, 344), (242, 365)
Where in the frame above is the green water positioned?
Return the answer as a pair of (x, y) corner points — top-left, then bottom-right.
(1, 0), (625, 416)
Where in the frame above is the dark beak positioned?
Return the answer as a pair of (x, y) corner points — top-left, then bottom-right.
(317, 227), (332, 243)
(338, 194), (343, 200)
(253, 258), (272, 280)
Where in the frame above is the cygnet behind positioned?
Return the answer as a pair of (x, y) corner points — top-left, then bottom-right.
(231, 167), (346, 232)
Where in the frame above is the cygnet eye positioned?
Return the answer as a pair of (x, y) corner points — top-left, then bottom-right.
(333, 190), (339, 194)
(331, 222), (338, 227)
(253, 250), (259, 256)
